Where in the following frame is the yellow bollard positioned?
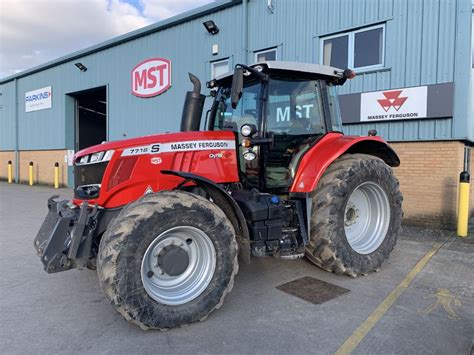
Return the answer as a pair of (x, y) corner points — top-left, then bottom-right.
(29, 161), (34, 186)
(456, 171), (470, 237)
(54, 162), (59, 189)
(7, 160), (13, 183)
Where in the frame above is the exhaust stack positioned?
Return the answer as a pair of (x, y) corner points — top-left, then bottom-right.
(181, 73), (205, 132)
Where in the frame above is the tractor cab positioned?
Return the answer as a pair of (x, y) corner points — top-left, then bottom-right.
(206, 61), (354, 192)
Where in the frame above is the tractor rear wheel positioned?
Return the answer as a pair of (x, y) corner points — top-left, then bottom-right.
(97, 191), (238, 329)
(305, 154), (403, 277)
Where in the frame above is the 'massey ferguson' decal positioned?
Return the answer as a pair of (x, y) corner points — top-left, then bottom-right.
(121, 140), (236, 156)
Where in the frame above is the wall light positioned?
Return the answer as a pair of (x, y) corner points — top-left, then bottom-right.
(74, 62), (87, 72)
(203, 20), (219, 35)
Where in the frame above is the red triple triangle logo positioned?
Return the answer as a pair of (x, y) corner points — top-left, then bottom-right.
(377, 90), (408, 112)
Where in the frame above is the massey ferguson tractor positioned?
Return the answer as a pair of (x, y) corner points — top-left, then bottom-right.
(34, 61), (402, 329)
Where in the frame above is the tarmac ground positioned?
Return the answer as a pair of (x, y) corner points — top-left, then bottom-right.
(1, 182), (473, 354)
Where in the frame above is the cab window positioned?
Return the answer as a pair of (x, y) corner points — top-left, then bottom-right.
(266, 79), (325, 136)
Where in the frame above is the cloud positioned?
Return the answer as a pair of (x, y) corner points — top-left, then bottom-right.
(141, 0), (215, 20)
(0, 0), (214, 79)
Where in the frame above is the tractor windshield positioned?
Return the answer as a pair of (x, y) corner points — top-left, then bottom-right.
(213, 81), (260, 133)
(212, 77), (342, 135)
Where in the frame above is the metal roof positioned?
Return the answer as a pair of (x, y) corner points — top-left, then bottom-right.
(215, 61), (344, 81)
(0, 0), (240, 84)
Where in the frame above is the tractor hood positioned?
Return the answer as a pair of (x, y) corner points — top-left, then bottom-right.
(73, 129), (239, 209)
(74, 130), (236, 162)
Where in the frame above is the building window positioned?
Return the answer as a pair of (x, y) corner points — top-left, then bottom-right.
(321, 24), (385, 71)
(211, 59), (229, 79)
(255, 48), (277, 62)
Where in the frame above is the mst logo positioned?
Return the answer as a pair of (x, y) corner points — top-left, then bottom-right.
(377, 90), (408, 112)
(131, 58), (171, 98)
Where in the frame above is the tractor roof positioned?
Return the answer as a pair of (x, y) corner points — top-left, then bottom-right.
(215, 61), (344, 82)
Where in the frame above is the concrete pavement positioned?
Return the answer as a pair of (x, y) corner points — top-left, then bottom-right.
(0, 182), (473, 354)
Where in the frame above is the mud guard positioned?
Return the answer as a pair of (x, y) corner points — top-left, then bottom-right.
(161, 170), (251, 263)
(290, 133), (400, 194)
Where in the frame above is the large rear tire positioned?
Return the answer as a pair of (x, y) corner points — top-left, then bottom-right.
(97, 191), (238, 329)
(305, 154), (403, 277)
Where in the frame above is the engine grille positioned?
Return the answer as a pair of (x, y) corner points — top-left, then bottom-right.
(74, 162), (108, 199)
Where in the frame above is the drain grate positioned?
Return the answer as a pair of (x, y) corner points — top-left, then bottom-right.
(276, 276), (350, 304)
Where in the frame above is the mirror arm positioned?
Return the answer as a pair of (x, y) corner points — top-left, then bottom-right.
(236, 64), (269, 82)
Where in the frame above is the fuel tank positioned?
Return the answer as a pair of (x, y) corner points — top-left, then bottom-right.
(73, 131), (239, 208)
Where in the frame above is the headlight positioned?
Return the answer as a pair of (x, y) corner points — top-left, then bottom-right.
(89, 151), (105, 163)
(76, 150), (114, 165)
(240, 124), (257, 137)
(243, 150), (256, 161)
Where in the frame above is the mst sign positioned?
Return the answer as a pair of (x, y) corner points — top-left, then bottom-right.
(131, 58), (171, 98)
(360, 86), (428, 122)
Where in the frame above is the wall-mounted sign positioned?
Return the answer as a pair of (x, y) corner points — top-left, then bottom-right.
(339, 83), (454, 124)
(131, 58), (171, 98)
(25, 86), (52, 112)
(360, 86), (427, 122)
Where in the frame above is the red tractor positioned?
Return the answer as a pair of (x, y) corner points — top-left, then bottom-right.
(34, 61), (402, 329)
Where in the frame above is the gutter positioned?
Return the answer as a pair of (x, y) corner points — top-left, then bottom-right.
(14, 78), (19, 183)
(242, 0), (248, 64)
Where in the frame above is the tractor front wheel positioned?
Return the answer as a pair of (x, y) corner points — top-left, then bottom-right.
(97, 191), (238, 329)
(305, 154), (403, 277)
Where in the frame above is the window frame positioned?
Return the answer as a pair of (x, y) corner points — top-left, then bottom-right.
(254, 47), (278, 63)
(210, 58), (230, 79)
(320, 24), (385, 72)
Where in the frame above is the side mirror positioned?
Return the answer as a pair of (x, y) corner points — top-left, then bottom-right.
(230, 67), (244, 109)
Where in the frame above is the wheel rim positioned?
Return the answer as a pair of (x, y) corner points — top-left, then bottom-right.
(141, 226), (216, 305)
(344, 181), (390, 255)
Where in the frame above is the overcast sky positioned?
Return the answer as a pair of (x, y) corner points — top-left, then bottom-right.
(0, 0), (215, 79)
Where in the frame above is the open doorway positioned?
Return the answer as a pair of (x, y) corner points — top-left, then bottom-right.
(71, 86), (107, 151)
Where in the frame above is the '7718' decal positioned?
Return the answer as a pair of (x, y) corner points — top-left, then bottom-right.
(121, 140), (236, 156)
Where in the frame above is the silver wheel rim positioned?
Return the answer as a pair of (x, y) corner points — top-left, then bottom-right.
(344, 181), (390, 255)
(141, 226), (216, 305)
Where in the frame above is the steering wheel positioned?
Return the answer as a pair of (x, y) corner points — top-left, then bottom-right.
(287, 118), (312, 135)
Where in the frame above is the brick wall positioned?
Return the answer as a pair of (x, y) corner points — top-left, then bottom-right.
(0, 151), (15, 181)
(390, 141), (472, 229)
(0, 150), (68, 187)
(2, 143), (473, 229)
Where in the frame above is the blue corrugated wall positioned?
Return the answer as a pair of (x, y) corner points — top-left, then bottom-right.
(0, 0), (472, 151)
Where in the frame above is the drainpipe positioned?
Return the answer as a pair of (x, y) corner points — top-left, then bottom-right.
(14, 78), (19, 183)
(242, 0), (248, 65)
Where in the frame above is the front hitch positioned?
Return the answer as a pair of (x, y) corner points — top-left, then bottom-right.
(34, 196), (99, 273)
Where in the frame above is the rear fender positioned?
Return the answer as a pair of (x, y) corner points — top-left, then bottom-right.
(290, 133), (400, 194)
(161, 170), (251, 263)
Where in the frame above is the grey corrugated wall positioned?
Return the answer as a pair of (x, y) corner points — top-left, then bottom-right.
(0, 0), (472, 152)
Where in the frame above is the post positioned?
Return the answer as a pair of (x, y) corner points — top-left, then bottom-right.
(29, 161), (34, 186)
(7, 160), (13, 183)
(54, 162), (59, 189)
(457, 171), (470, 237)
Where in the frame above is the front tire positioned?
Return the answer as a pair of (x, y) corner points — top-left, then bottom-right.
(97, 191), (238, 329)
(305, 154), (403, 277)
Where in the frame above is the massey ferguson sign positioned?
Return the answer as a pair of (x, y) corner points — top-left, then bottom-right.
(131, 58), (171, 98)
(360, 86), (428, 122)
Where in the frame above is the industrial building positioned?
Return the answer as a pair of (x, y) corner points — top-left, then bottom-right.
(1, 0), (473, 229)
